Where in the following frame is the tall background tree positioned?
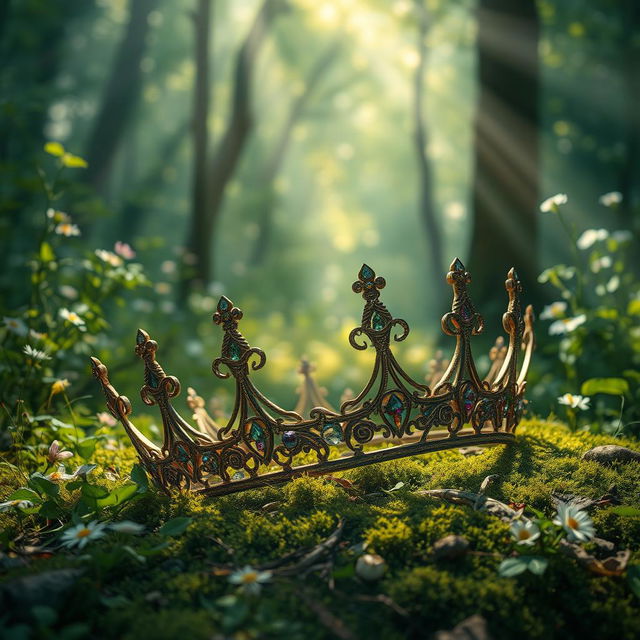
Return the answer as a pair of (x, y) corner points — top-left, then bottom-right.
(468, 0), (540, 307)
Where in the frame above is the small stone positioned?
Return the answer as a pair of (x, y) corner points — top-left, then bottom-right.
(582, 445), (640, 465)
(355, 553), (386, 581)
(432, 535), (469, 560)
(282, 430), (297, 449)
(434, 614), (492, 640)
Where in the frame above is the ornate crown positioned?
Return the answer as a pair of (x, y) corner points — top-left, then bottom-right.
(90, 258), (534, 496)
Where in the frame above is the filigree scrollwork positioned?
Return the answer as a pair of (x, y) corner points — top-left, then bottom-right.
(91, 257), (535, 496)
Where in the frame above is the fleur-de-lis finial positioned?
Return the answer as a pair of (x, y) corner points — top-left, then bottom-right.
(352, 263), (386, 299)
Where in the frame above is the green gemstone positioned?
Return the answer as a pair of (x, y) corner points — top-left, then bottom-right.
(250, 421), (264, 441)
(361, 264), (374, 280)
(229, 341), (242, 360)
(218, 297), (229, 311)
(322, 423), (343, 446)
(148, 371), (159, 388)
(372, 312), (384, 331)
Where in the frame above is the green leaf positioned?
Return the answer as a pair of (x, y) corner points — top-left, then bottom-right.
(581, 378), (629, 396)
(61, 153), (88, 169)
(628, 565), (640, 599)
(131, 463), (149, 492)
(158, 516), (192, 537)
(39, 241), (55, 262)
(96, 483), (138, 508)
(498, 557), (529, 577)
(7, 488), (41, 503)
(28, 473), (60, 499)
(526, 556), (548, 575)
(75, 437), (98, 461)
(38, 500), (63, 519)
(607, 506), (640, 518)
(44, 141), (65, 157)
(81, 483), (110, 499)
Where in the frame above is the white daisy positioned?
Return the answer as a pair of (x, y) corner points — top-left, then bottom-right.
(23, 344), (51, 362)
(539, 301), (567, 320)
(548, 314), (586, 335)
(598, 191), (622, 207)
(228, 566), (272, 595)
(55, 223), (81, 237)
(540, 193), (568, 213)
(577, 228), (609, 250)
(590, 256), (612, 273)
(553, 502), (595, 543)
(109, 521), (145, 535)
(509, 520), (540, 546)
(95, 249), (123, 267)
(0, 499), (34, 511)
(558, 393), (590, 410)
(3, 317), (28, 337)
(59, 308), (85, 328)
(60, 520), (107, 549)
(46, 465), (76, 482)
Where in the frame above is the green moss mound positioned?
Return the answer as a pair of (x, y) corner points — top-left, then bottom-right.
(1, 419), (639, 639)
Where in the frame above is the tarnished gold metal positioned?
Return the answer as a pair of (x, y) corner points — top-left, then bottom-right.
(90, 258), (535, 496)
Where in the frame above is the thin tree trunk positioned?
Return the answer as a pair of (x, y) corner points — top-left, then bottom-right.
(620, 0), (640, 235)
(413, 2), (443, 283)
(186, 0), (212, 283)
(84, 0), (157, 195)
(250, 46), (337, 266)
(184, 0), (281, 288)
(468, 0), (540, 306)
(115, 121), (189, 244)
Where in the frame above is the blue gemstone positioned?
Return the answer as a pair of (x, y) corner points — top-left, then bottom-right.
(219, 297), (229, 311)
(136, 330), (145, 345)
(453, 258), (465, 271)
(372, 312), (384, 330)
(361, 265), (374, 280)
(282, 430), (297, 449)
(229, 342), (242, 360)
(322, 423), (343, 446)
(148, 371), (159, 388)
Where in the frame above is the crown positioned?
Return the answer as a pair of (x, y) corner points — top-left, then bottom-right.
(90, 258), (534, 496)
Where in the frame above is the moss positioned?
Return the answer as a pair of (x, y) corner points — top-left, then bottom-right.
(1, 419), (639, 639)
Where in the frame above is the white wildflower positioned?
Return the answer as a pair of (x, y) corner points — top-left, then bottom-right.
(553, 502), (595, 543)
(598, 191), (622, 207)
(60, 521), (107, 549)
(540, 301), (567, 320)
(509, 520), (540, 546)
(577, 229), (608, 250)
(558, 393), (590, 410)
(540, 193), (568, 213)
(548, 314), (586, 335)
(228, 566), (273, 595)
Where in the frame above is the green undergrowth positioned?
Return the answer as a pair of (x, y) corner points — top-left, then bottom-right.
(1, 419), (640, 639)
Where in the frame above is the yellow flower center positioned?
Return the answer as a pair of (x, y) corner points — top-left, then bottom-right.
(518, 529), (531, 540)
(567, 516), (579, 530)
(76, 528), (92, 538)
(240, 571), (258, 584)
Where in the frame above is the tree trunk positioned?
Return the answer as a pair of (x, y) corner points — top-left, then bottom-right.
(83, 0), (157, 195)
(620, 0), (640, 235)
(468, 0), (540, 306)
(184, 0), (281, 288)
(187, 0), (212, 279)
(413, 2), (444, 284)
(250, 46), (337, 266)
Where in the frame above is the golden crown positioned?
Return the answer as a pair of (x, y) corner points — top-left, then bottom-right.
(90, 258), (534, 496)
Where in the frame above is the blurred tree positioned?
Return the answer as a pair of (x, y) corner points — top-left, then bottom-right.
(469, 0), (541, 305)
(249, 45), (338, 267)
(183, 0), (285, 290)
(83, 0), (158, 196)
(621, 0), (640, 232)
(413, 1), (443, 286)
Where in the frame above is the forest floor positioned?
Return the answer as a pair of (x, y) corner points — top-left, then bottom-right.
(1, 419), (639, 640)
